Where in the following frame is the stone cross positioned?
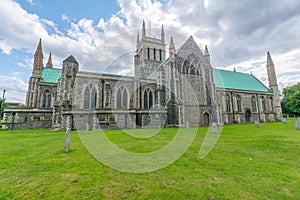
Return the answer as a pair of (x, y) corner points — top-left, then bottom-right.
(64, 128), (71, 153)
(294, 118), (300, 130)
(211, 122), (218, 134)
(254, 120), (260, 128)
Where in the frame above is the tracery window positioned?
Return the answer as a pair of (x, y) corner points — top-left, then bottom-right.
(143, 88), (153, 109)
(116, 86), (128, 109)
(236, 95), (242, 112)
(226, 94), (231, 112)
(84, 87), (97, 109)
(42, 90), (51, 108)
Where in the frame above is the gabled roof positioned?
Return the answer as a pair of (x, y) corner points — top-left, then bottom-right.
(213, 68), (270, 92)
(42, 68), (62, 83)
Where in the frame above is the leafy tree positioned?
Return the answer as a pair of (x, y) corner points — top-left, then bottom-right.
(281, 83), (300, 116)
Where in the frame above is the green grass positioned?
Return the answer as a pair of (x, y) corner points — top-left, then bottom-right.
(0, 122), (300, 199)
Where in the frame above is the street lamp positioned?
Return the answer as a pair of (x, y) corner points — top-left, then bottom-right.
(0, 89), (6, 118)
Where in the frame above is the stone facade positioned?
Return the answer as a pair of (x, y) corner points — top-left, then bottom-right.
(2, 22), (282, 130)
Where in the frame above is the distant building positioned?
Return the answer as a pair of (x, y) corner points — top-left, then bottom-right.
(3, 21), (282, 130)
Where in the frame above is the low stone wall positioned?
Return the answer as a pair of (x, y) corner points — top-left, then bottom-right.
(2, 108), (53, 130)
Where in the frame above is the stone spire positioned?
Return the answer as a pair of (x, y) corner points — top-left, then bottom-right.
(46, 52), (53, 68)
(33, 38), (43, 76)
(161, 24), (165, 43)
(136, 32), (140, 49)
(266, 51), (277, 87)
(142, 19), (146, 38)
(204, 45), (210, 64)
(266, 51), (282, 120)
(169, 36), (175, 61)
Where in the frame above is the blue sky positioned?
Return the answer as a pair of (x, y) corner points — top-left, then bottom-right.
(1, 0), (300, 103)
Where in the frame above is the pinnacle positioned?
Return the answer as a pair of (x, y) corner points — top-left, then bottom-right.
(267, 51), (274, 65)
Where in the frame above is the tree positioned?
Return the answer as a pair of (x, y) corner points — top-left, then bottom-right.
(0, 98), (9, 118)
(281, 83), (300, 116)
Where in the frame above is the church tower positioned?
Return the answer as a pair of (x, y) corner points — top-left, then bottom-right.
(266, 51), (282, 120)
(134, 20), (166, 79)
(26, 39), (44, 108)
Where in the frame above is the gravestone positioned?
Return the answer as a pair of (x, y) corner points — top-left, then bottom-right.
(254, 120), (260, 128)
(211, 122), (218, 134)
(294, 118), (300, 130)
(281, 118), (287, 124)
(64, 128), (71, 153)
(185, 121), (190, 128)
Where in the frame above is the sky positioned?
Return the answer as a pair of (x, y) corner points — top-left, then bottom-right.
(0, 0), (300, 103)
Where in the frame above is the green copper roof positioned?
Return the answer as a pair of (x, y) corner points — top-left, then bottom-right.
(42, 68), (62, 83)
(213, 68), (270, 92)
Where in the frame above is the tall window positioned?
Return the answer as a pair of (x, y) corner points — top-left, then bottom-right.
(261, 97), (266, 112)
(153, 48), (156, 60)
(147, 48), (150, 60)
(251, 96), (257, 112)
(84, 88), (90, 109)
(42, 90), (51, 108)
(236, 95), (242, 112)
(116, 86), (128, 109)
(159, 49), (162, 61)
(84, 87), (97, 109)
(91, 88), (97, 109)
(226, 94), (231, 112)
(143, 89), (153, 109)
(270, 97), (273, 112)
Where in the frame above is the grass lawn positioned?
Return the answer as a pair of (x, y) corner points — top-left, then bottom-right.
(0, 122), (300, 199)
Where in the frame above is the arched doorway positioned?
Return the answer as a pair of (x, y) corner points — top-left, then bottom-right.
(203, 112), (209, 126)
(245, 109), (251, 122)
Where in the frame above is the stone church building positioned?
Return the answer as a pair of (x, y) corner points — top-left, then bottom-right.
(3, 21), (282, 130)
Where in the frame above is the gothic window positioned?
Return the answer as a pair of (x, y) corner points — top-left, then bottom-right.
(261, 97), (266, 112)
(251, 96), (257, 112)
(226, 94), (231, 112)
(147, 48), (150, 60)
(116, 86), (128, 109)
(236, 95), (242, 112)
(270, 97), (274, 112)
(84, 88), (90, 109)
(153, 48), (156, 60)
(143, 88), (153, 109)
(42, 90), (51, 108)
(190, 67), (195, 75)
(159, 49), (162, 61)
(91, 88), (97, 109)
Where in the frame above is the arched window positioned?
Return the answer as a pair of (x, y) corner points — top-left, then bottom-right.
(91, 88), (97, 109)
(236, 95), (242, 112)
(159, 49), (162, 61)
(147, 48), (150, 60)
(261, 97), (266, 112)
(116, 86), (128, 109)
(270, 97), (273, 112)
(143, 88), (153, 109)
(42, 90), (51, 108)
(226, 94), (231, 112)
(84, 88), (90, 109)
(251, 96), (257, 112)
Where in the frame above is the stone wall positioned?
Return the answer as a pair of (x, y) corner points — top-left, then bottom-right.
(2, 108), (53, 130)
